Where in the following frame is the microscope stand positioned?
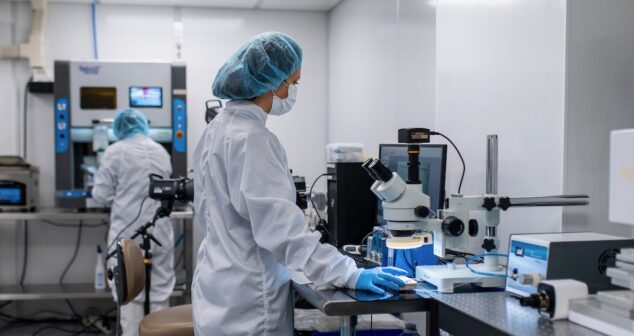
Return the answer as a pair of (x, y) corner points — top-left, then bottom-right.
(415, 264), (506, 293)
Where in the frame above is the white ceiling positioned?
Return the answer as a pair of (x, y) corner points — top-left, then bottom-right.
(45, 0), (343, 12)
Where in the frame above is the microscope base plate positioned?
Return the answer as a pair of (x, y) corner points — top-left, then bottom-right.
(415, 264), (506, 293)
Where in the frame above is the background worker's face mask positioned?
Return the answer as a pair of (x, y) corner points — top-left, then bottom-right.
(270, 81), (298, 116)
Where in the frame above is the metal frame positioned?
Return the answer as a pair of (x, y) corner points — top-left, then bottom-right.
(0, 209), (193, 302)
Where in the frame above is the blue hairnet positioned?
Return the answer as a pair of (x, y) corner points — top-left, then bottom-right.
(212, 32), (303, 100)
(113, 108), (149, 140)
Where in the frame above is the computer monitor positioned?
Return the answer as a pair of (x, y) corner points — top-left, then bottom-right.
(377, 144), (447, 225)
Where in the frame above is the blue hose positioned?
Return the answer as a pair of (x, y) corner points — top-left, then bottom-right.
(466, 253), (508, 278)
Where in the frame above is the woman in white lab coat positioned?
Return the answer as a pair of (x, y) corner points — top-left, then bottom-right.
(192, 32), (406, 335)
(92, 108), (174, 336)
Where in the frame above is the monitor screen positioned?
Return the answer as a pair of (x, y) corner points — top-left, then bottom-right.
(0, 187), (23, 205)
(129, 86), (163, 108)
(378, 144), (447, 225)
(80, 87), (117, 110)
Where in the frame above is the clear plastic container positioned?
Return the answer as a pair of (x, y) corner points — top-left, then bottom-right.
(326, 143), (364, 162)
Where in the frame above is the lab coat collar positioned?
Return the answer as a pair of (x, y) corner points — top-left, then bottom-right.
(226, 100), (268, 126)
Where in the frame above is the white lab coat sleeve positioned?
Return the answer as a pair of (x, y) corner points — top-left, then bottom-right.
(92, 147), (118, 206)
(229, 132), (361, 288)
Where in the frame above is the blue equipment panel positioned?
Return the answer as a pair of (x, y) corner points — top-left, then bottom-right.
(505, 240), (549, 295)
(172, 98), (187, 153)
(57, 189), (90, 199)
(55, 98), (70, 153)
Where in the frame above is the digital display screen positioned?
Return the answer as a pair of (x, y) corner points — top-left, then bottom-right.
(0, 188), (22, 205)
(129, 87), (163, 108)
(506, 240), (549, 296)
(80, 87), (117, 109)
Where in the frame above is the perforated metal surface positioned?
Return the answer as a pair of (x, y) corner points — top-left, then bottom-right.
(426, 291), (605, 336)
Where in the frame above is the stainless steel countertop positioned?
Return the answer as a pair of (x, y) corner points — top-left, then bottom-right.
(0, 208), (193, 221)
(423, 290), (605, 336)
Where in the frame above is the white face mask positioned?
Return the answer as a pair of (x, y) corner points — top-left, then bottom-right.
(270, 82), (298, 116)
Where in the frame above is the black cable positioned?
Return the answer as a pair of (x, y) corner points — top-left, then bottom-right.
(308, 174), (332, 237)
(59, 221), (83, 286)
(431, 131), (466, 194)
(31, 324), (100, 336)
(401, 249), (415, 273)
(106, 196), (148, 255)
(64, 300), (79, 318)
(308, 173), (331, 223)
(0, 301), (12, 309)
(20, 221), (28, 286)
(23, 77), (32, 159)
(360, 229), (376, 248)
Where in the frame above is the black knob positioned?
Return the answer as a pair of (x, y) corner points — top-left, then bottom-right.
(442, 216), (465, 237)
(498, 197), (512, 211)
(482, 197), (496, 211)
(468, 219), (479, 237)
(414, 206), (430, 218)
(482, 238), (497, 252)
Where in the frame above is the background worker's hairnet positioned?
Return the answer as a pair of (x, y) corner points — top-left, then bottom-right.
(212, 32), (303, 100)
(113, 108), (149, 140)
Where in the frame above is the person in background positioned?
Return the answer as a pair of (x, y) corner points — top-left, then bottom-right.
(192, 31), (406, 335)
(92, 108), (175, 336)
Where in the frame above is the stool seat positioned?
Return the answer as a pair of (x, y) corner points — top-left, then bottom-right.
(139, 304), (194, 336)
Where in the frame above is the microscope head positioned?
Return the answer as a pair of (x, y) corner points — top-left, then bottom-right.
(362, 158), (431, 249)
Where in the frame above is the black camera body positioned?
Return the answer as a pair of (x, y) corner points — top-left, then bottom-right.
(148, 174), (194, 203)
(293, 175), (308, 210)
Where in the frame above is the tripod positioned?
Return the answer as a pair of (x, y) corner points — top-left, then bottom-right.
(108, 200), (173, 315)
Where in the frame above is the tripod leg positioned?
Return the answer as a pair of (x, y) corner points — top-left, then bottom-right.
(145, 260), (151, 315)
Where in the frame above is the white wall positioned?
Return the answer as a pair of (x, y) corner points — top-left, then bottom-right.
(0, 2), (328, 287)
(435, 0), (568, 252)
(563, 0), (634, 237)
(327, 0), (436, 157)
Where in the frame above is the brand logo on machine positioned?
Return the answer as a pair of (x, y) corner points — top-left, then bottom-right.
(79, 65), (101, 75)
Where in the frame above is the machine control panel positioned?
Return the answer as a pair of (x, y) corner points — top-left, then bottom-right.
(173, 98), (187, 153)
(57, 189), (91, 199)
(55, 98), (70, 153)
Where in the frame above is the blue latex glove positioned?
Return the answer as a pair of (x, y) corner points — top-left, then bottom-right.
(354, 267), (408, 294)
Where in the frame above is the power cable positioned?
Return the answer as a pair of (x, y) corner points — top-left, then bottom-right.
(19, 222), (28, 286)
(105, 196), (148, 256)
(431, 131), (466, 194)
(308, 173), (332, 239)
(59, 221), (83, 285)
(23, 76), (32, 159)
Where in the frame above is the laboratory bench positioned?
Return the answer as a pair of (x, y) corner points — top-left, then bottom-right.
(0, 208), (194, 304)
(291, 281), (606, 336)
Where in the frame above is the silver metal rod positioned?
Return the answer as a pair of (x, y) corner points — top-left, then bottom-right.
(339, 315), (357, 336)
(508, 195), (590, 207)
(486, 135), (498, 195)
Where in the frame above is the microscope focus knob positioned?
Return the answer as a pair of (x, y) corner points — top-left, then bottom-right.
(482, 197), (497, 211)
(482, 238), (497, 252)
(498, 197), (512, 211)
(442, 216), (465, 237)
(414, 206), (430, 218)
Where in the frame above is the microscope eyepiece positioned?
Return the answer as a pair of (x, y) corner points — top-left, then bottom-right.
(369, 159), (393, 183)
(362, 158), (380, 181)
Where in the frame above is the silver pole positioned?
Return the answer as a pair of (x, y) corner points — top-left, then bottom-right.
(486, 135), (498, 195)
